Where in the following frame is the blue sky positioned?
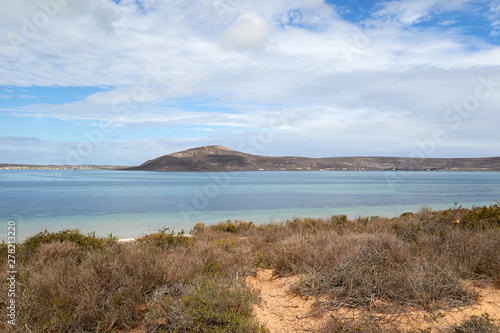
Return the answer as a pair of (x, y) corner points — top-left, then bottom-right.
(1, 0), (499, 165)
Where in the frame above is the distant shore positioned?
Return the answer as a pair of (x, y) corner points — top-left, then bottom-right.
(0, 164), (129, 170)
(4, 145), (500, 171)
(1, 165), (498, 171)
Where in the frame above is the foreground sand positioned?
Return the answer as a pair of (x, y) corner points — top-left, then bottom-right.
(247, 269), (500, 333)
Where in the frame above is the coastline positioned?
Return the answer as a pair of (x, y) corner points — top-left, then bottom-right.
(0, 165), (129, 170)
(1, 165), (499, 171)
(4, 200), (500, 241)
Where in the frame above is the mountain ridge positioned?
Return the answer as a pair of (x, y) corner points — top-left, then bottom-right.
(127, 145), (500, 172)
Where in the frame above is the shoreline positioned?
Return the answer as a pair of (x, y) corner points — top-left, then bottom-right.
(2, 166), (500, 171)
(5, 201), (500, 241)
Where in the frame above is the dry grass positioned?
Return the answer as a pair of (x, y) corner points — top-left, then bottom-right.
(291, 233), (475, 310)
(0, 204), (498, 332)
(143, 276), (267, 332)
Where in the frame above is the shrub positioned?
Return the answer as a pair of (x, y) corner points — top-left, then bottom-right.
(32, 241), (82, 267)
(392, 218), (422, 242)
(318, 315), (395, 333)
(292, 233), (475, 309)
(191, 237), (255, 277)
(271, 231), (340, 276)
(460, 204), (500, 230)
(447, 313), (498, 333)
(213, 238), (237, 250)
(2, 204), (499, 332)
(209, 220), (254, 234)
(2, 241), (189, 332)
(192, 222), (206, 234)
(285, 217), (320, 230)
(20, 229), (116, 261)
(439, 229), (500, 282)
(330, 214), (349, 225)
(143, 276), (267, 332)
(137, 227), (192, 249)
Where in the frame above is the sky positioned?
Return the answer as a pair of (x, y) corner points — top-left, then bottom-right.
(0, 0), (499, 165)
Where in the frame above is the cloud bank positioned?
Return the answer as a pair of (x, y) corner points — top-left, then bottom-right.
(0, 0), (499, 164)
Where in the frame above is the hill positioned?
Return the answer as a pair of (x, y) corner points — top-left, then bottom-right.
(126, 145), (500, 172)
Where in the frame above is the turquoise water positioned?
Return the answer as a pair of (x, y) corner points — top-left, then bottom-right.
(1, 170), (499, 239)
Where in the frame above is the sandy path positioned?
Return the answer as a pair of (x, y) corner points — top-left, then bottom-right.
(247, 269), (500, 332)
(246, 269), (327, 332)
(421, 283), (500, 331)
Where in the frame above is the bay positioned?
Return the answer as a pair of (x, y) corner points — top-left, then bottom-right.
(1, 170), (499, 239)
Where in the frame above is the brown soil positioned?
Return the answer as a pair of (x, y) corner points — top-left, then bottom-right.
(247, 269), (500, 333)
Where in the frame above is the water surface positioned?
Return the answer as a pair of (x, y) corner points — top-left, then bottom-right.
(1, 170), (499, 239)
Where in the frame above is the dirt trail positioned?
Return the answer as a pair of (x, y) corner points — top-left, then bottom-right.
(247, 269), (500, 333)
(423, 283), (500, 330)
(246, 269), (327, 332)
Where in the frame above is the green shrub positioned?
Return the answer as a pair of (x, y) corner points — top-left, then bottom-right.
(285, 217), (320, 229)
(460, 204), (500, 230)
(144, 276), (267, 332)
(20, 229), (116, 261)
(330, 214), (349, 225)
(392, 219), (422, 242)
(192, 222), (206, 234)
(213, 238), (237, 250)
(137, 227), (192, 249)
(209, 220), (254, 234)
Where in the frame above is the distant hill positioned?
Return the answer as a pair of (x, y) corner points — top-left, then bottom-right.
(126, 145), (500, 172)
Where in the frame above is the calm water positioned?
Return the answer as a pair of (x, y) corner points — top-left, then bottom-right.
(1, 170), (499, 239)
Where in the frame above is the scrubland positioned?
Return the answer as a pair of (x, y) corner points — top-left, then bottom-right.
(1, 204), (499, 332)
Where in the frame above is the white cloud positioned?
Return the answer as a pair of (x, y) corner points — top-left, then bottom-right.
(488, 0), (500, 36)
(0, 0), (499, 162)
(221, 12), (275, 50)
(438, 19), (457, 26)
(372, 0), (470, 25)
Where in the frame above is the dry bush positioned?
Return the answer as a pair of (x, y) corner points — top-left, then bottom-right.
(318, 314), (400, 333)
(32, 240), (82, 267)
(4, 242), (191, 332)
(143, 276), (267, 332)
(3, 230), (261, 332)
(292, 233), (475, 310)
(319, 312), (499, 333)
(439, 229), (500, 282)
(391, 206), (500, 284)
(446, 313), (499, 333)
(362, 216), (394, 234)
(270, 230), (341, 276)
(391, 206), (452, 243)
(2, 204), (499, 332)
(190, 234), (257, 278)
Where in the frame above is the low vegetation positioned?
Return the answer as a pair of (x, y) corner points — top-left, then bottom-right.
(0, 204), (499, 332)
